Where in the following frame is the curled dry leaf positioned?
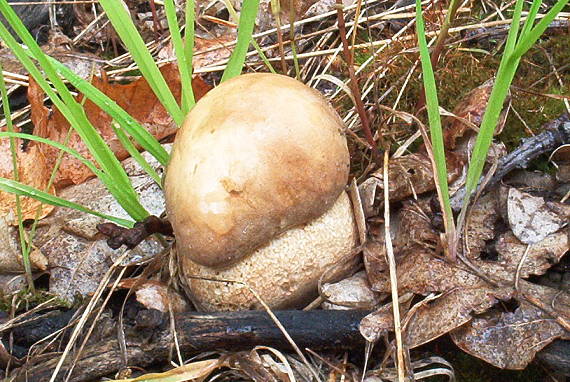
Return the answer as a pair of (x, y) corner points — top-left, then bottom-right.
(364, 198), (437, 289)
(321, 271), (382, 310)
(507, 187), (568, 244)
(360, 293), (413, 343)
(462, 192), (500, 260)
(29, 64), (210, 188)
(116, 279), (189, 313)
(451, 288), (570, 370)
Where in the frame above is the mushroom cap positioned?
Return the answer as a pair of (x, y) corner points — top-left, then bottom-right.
(165, 73), (350, 267)
(179, 191), (357, 311)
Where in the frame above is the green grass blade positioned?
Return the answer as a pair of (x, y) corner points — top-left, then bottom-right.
(0, 131), (147, 219)
(164, 0), (194, 114)
(184, 0), (196, 78)
(0, 2), (148, 220)
(0, 132), (107, 177)
(503, 0), (525, 58)
(251, 39), (277, 73)
(512, 0), (569, 60)
(110, 122), (163, 186)
(463, 65), (518, 199)
(0, 63), (34, 288)
(415, 0), (453, 224)
(98, 0), (184, 125)
(0, 178), (134, 227)
(46, 55), (170, 166)
(223, 0), (275, 74)
(519, 0), (542, 42)
(463, 0), (568, 203)
(221, 0), (261, 81)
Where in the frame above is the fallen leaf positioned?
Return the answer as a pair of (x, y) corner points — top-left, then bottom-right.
(0, 122), (55, 222)
(507, 187), (568, 244)
(29, 64), (210, 188)
(443, 79), (507, 149)
(321, 271), (382, 310)
(363, 190), (569, 351)
(0, 215), (47, 272)
(451, 292), (570, 369)
(117, 279), (189, 313)
(462, 192), (500, 260)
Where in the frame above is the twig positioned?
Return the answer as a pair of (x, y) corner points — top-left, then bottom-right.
(97, 215), (173, 250)
(450, 113), (570, 211)
(10, 310), (370, 382)
(335, 0), (377, 156)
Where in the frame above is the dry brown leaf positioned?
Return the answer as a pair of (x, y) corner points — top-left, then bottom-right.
(116, 279), (189, 313)
(363, 191), (569, 351)
(364, 198), (438, 289)
(321, 271), (382, 310)
(360, 293), (414, 343)
(507, 188), (568, 244)
(358, 153), (461, 217)
(451, 287), (570, 370)
(463, 192), (500, 260)
(29, 64), (210, 188)
(0, 122), (55, 222)
(0, 215), (48, 272)
(443, 79), (507, 149)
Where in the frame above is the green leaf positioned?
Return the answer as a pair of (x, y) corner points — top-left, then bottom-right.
(46, 55), (170, 166)
(415, 0), (453, 226)
(110, 122), (163, 186)
(165, 0), (195, 114)
(221, 0), (261, 81)
(98, 0), (184, 125)
(0, 178), (134, 227)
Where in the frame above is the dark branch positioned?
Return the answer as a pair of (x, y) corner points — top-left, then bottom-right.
(11, 309), (370, 382)
(451, 113), (570, 211)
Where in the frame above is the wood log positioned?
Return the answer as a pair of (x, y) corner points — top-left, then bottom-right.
(10, 309), (370, 382)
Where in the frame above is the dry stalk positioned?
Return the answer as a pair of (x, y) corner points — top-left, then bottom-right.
(382, 150), (407, 381)
(271, 0), (288, 73)
(335, 0), (377, 155)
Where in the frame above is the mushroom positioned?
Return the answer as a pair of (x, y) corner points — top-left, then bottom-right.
(165, 73), (357, 311)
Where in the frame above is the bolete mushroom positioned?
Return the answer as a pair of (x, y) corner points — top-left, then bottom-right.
(165, 73), (357, 311)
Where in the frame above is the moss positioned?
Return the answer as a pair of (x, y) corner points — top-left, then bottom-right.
(0, 288), (72, 313)
(364, 33), (569, 154)
(499, 34), (570, 151)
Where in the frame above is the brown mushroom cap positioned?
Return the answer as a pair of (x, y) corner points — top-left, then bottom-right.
(165, 73), (350, 267)
(179, 191), (357, 311)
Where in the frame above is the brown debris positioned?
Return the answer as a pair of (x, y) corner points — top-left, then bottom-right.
(29, 64), (210, 188)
